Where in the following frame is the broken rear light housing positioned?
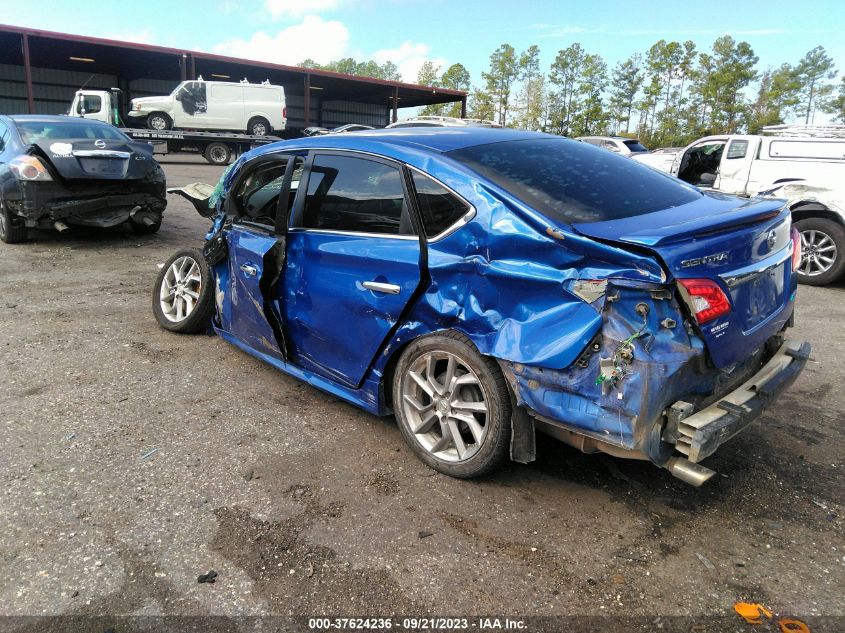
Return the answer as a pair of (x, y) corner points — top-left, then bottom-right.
(790, 226), (801, 271)
(677, 278), (731, 324)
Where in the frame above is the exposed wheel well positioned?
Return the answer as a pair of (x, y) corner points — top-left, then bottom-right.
(790, 202), (844, 227)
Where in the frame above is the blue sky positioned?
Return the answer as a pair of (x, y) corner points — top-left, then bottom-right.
(3, 0), (843, 86)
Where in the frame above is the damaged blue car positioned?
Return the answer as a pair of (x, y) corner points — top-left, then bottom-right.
(156, 128), (810, 486)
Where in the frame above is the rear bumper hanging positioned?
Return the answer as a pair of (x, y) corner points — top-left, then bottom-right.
(664, 339), (811, 464)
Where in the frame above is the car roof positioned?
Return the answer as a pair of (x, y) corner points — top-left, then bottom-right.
(7, 114), (111, 126)
(577, 135), (641, 142)
(265, 127), (549, 156)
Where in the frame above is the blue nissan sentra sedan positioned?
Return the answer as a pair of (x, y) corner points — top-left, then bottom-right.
(156, 128), (809, 486)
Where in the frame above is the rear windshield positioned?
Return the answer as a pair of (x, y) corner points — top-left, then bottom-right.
(623, 140), (648, 153)
(447, 137), (699, 224)
(15, 120), (129, 144)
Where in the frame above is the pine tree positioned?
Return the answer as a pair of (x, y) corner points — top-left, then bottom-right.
(548, 44), (586, 135)
(608, 55), (642, 135)
(417, 61), (443, 117)
(441, 63), (471, 118)
(481, 44), (519, 126)
(795, 46), (837, 124)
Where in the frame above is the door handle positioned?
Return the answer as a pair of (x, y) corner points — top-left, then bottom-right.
(240, 263), (258, 277)
(362, 281), (401, 295)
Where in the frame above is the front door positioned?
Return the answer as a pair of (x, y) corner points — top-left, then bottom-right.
(716, 136), (758, 195)
(675, 139), (727, 189)
(283, 151), (423, 388)
(223, 154), (302, 359)
(172, 81), (209, 129)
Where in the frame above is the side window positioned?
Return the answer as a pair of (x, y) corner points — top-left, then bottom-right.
(178, 82), (207, 115)
(296, 154), (415, 236)
(0, 122), (7, 151)
(726, 140), (749, 159)
(601, 140), (621, 152)
(233, 162), (287, 225)
(410, 170), (470, 237)
(76, 95), (102, 114)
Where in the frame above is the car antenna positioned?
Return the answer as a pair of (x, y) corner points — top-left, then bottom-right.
(77, 74), (95, 92)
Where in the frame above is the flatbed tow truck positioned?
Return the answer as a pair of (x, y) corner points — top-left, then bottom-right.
(69, 89), (282, 165)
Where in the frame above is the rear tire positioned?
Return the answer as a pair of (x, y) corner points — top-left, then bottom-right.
(794, 217), (845, 286)
(392, 331), (511, 478)
(147, 112), (172, 131)
(0, 203), (27, 244)
(152, 248), (214, 333)
(247, 117), (271, 136)
(203, 142), (232, 165)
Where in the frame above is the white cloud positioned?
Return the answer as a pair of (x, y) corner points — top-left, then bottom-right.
(372, 41), (446, 85)
(265, 0), (344, 19)
(214, 15), (349, 66)
(215, 15), (443, 84)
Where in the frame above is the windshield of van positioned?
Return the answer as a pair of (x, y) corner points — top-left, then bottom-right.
(447, 137), (700, 224)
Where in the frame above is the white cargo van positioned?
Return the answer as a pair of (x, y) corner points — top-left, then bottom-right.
(127, 79), (286, 136)
(668, 126), (845, 286)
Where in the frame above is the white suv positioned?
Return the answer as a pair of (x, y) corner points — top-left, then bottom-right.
(576, 136), (649, 157)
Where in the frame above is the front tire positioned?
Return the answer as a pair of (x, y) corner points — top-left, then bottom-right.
(152, 248), (214, 333)
(794, 218), (845, 286)
(0, 203), (27, 244)
(147, 112), (172, 131)
(392, 331), (511, 478)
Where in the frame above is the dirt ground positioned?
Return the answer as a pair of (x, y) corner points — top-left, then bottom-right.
(1, 156), (843, 632)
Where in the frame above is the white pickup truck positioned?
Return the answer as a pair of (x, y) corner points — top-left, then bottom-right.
(666, 126), (845, 285)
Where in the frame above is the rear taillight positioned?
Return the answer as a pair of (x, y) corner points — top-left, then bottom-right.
(678, 278), (731, 324)
(282, 107), (287, 119)
(791, 226), (801, 271)
(10, 155), (53, 181)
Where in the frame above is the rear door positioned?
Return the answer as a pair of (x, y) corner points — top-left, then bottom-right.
(716, 136), (758, 195)
(208, 83), (244, 130)
(283, 151), (423, 388)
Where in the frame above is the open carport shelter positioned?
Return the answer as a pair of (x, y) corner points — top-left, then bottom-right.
(0, 24), (467, 133)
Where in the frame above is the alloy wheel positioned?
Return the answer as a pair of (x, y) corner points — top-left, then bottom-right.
(799, 229), (838, 277)
(159, 255), (203, 322)
(400, 351), (489, 462)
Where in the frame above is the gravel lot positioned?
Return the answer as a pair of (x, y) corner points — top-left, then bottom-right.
(1, 156), (843, 631)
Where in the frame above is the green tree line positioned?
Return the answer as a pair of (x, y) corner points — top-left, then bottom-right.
(464, 39), (842, 147)
(301, 38), (844, 147)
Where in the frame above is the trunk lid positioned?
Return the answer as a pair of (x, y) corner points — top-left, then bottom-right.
(32, 138), (156, 181)
(573, 192), (797, 368)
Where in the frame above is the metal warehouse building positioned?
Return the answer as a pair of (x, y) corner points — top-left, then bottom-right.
(0, 24), (466, 133)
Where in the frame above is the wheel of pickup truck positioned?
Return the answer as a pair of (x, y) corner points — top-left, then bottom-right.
(794, 218), (845, 286)
(152, 248), (214, 333)
(392, 331), (511, 478)
(0, 202), (27, 244)
(203, 142), (232, 166)
(147, 112), (172, 131)
(247, 117), (271, 136)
